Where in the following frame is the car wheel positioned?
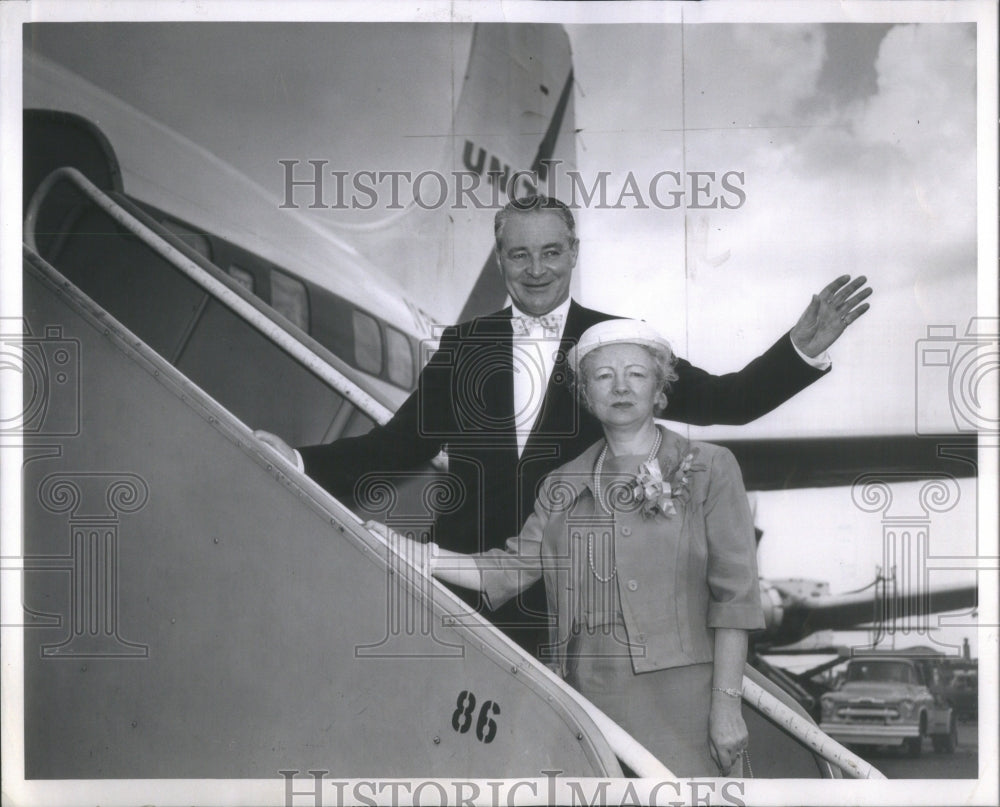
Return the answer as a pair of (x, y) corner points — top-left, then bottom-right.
(905, 735), (922, 758)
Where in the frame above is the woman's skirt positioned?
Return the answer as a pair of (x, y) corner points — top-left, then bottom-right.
(565, 619), (737, 777)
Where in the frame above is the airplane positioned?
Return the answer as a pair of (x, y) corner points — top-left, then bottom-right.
(12, 20), (978, 784)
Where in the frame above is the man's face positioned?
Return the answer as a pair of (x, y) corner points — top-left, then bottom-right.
(496, 210), (578, 316)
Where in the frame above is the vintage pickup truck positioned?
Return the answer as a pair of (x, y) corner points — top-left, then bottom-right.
(819, 656), (958, 756)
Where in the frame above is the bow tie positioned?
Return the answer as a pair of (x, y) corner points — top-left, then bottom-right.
(511, 313), (564, 337)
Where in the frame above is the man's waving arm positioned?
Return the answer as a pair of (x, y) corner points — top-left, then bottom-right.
(663, 275), (871, 426)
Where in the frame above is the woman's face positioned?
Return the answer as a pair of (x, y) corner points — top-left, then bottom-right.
(581, 343), (665, 430)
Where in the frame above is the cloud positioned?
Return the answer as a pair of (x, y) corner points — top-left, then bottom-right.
(785, 23), (976, 281)
(689, 22), (976, 291)
(570, 23), (978, 437)
(857, 24), (976, 162)
(683, 24), (827, 129)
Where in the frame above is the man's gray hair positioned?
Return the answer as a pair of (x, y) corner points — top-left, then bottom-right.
(494, 195), (577, 250)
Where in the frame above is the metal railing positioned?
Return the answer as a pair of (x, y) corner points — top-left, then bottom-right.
(22, 240), (666, 778)
(741, 671), (885, 779)
(24, 166), (394, 427)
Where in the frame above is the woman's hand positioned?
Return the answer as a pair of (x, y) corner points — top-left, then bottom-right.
(365, 522), (484, 591)
(708, 697), (748, 776)
(364, 521), (434, 571)
(709, 628), (750, 775)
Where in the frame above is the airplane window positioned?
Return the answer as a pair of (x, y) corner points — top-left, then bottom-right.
(160, 218), (213, 260)
(227, 264), (255, 293)
(386, 326), (414, 389)
(352, 311), (383, 376)
(271, 270), (310, 332)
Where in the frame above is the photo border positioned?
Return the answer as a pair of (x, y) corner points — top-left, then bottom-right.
(2, 2), (996, 805)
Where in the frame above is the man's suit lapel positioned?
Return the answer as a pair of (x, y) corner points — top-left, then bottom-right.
(467, 307), (516, 440)
(523, 301), (610, 454)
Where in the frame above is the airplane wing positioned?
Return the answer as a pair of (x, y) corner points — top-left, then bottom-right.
(719, 434), (977, 491)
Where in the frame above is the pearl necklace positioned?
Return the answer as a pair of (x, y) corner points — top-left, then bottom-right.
(593, 427), (662, 516)
(588, 427), (662, 582)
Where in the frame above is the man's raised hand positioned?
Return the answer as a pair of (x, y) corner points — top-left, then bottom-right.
(790, 274), (872, 358)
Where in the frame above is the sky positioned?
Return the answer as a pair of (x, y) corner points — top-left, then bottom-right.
(566, 22), (979, 441)
(18, 12), (991, 656)
(564, 21), (986, 657)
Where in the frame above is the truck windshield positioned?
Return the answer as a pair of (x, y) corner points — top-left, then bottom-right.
(846, 661), (913, 683)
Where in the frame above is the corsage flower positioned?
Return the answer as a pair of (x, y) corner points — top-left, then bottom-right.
(631, 447), (702, 518)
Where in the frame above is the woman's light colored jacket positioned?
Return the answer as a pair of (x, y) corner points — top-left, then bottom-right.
(475, 427), (765, 677)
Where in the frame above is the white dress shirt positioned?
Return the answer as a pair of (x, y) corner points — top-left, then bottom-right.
(509, 297), (572, 456)
(794, 343), (831, 371)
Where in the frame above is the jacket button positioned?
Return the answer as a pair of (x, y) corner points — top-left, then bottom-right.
(637, 632), (645, 643)
(627, 580), (639, 591)
(621, 526), (631, 536)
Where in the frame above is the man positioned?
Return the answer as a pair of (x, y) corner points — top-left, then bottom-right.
(259, 195), (871, 655)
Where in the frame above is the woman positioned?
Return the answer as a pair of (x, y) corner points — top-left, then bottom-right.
(382, 319), (764, 776)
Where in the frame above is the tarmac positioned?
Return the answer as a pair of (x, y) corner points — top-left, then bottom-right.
(857, 719), (979, 779)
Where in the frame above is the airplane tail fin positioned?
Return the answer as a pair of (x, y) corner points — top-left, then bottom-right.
(343, 23), (579, 324)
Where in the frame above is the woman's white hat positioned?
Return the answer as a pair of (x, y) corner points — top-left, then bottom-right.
(566, 319), (673, 372)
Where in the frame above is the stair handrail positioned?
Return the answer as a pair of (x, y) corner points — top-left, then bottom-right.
(22, 239), (670, 780)
(23, 166), (394, 427)
(741, 670), (885, 779)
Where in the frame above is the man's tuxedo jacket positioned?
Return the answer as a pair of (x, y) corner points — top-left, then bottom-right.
(299, 301), (825, 645)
